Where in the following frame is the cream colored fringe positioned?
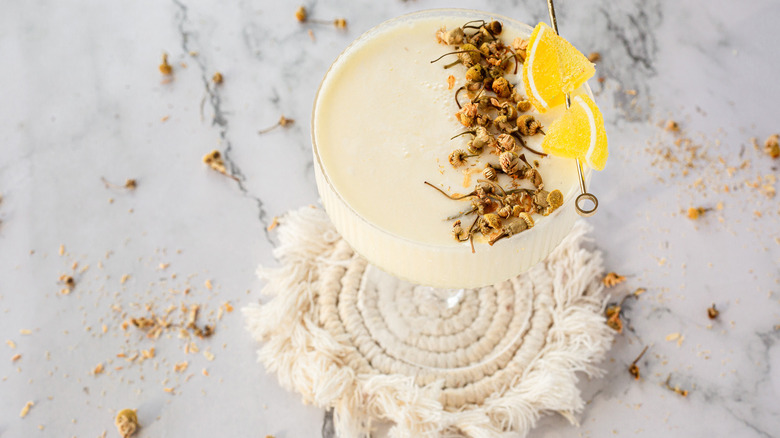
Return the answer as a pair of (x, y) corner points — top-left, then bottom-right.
(244, 206), (613, 438)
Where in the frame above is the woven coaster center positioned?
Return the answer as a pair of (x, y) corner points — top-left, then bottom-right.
(319, 241), (555, 408)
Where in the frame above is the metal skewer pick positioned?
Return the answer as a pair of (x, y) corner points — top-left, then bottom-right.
(546, 0), (598, 217)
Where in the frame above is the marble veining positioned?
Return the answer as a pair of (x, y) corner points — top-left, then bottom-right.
(0, 0), (778, 437)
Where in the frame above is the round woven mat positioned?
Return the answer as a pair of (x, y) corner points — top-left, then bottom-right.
(321, 241), (552, 409)
(244, 207), (614, 438)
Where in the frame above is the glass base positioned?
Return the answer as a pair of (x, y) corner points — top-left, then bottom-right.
(357, 264), (531, 370)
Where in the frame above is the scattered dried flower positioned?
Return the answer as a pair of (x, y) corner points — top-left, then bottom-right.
(59, 274), (76, 290)
(664, 120), (680, 132)
(605, 305), (623, 333)
(102, 177), (137, 191)
(115, 409), (139, 438)
(159, 53), (173, 75)
(294, 5), (307, 22)
(628, 346), (648, 380)
(707, 303), (719, 319)
(517, 114), (543, 136)
(764, 134), (779, 159)
(212, 72), (223, 85)
(333, 18), (347, 29)
(516, 100), (532, 112)
(202, 150), (239, 181)
(687, 206), (709, 220)
(447, 75), (455, 90)
(258, 115), (295, 134)
(587, 51), (601, 63)
(664, 374), (689, 397)
(602, 272), (626, 288)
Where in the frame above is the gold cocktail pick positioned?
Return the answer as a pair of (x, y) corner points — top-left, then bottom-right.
(546, 0), (599, 217)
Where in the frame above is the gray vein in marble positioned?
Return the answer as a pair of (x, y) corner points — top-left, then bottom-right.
(172, 0), (273, 243)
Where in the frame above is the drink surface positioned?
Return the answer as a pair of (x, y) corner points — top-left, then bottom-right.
(314, 13), (578, 247)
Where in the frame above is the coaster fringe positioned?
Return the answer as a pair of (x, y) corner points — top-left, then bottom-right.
(244, 206), (614, 437)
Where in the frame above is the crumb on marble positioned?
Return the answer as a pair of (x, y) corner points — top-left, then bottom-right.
(20, 401), (34, 418)
(587, 51), (601, 63)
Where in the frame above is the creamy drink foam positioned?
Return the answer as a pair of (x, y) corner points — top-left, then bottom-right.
(313, 10), (590, 288)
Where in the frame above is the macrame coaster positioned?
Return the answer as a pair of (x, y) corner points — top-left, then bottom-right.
(244, 206), (614, 438)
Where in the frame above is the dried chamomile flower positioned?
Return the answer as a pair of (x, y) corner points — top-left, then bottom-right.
(512, 37), (528, 60)
(436, 26), (465, 45)
(764, 134), (779, 159)
(294, 6), (307, 22)
(474, 182), (494, 199)
(482, 165), (497, 181)
(202, 150), (238, 181)
(664, 374), (689, 397)
(482, 213), (502, 230)
(516, 100), (532, 112)
(451, 220), (465, 241)
(533, 190), (549, 210)
(628, 346), (648, 380)
(159, 53), (173, 75)
(587, 52), (601, 63)
(448, 149), (476, 167)
(495, 100), (518, 120)
(545, 189), (563, 215)
(485, 20), (502, 35)
(101, 177), (137, 191)
(259, 115), (295, 134)
(491, 77), (511, 98)
(517, 115), (543, 136)
(602, 272), (626, 287)
(59, 274), (76, 289)
(496, 134), (516, 152)
(465, 64), (486, 82)
(665, 120), (680, 132)
(455, 102), (479, 127)
(493, 115), (514, 134)
(457, 44), (481, 67)
(115, 409), (139, 438)
(499, 151), (521, 176)
(333, 18), (347, 29)
(212, 72), (223, 84)
(469, 126), (494, 152)
(471, 198), (489, 215)
(605, 305), (623, 333)
(488, 219), (528, 245)
(517, 211), (534, 229)
(707, 303), (719, 319)
(497, 205), (512, 218)
(523, 167), (543, 188)
(687, 206), (708, 220)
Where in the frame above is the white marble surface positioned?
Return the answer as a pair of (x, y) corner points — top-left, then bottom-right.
(1, 0), (779, 437)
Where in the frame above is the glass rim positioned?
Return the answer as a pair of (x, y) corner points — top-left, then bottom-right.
(310, 8), (594, 250)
